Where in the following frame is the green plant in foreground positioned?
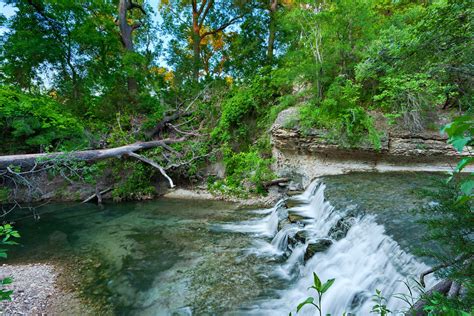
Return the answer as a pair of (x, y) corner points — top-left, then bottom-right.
(295, 272), (335, 316)
(0, 224), (20, 301)
(371, 289), (391, 316)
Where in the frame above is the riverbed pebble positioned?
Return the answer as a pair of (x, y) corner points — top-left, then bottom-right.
(0, 263), (57, 314)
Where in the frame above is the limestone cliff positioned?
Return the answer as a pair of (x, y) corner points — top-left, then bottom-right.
(271, 107), (471, 187)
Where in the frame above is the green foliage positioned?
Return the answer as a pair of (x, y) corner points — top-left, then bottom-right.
(0, 86), (85, 154)
(0, 188), (9, 203)
(414, 182), (473, 309)
(0, 224), (20, 301)
(295, 272), (335, 316)
(211, 70), (280, 148)
(47, 159), (105, 186)
(442, 113), (474, 202)
(409, 114), (474, 314)
(372, 74), (444, 112)
(106, 113), (138, 147)
(209, 148), (274, 196)
(300, 78), (381, 149)
(0, 277), (13, 301)
(370, 74), (444, 131)
(371, 289), (391, 316)
(357, 0), (472, 111)
(112, 161), (156, 201)
(0, 0), (471, 206)
(423, 292), (472, 316)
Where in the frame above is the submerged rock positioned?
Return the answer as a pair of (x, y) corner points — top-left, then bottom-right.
(48, 231), (71, 249)
(304, 238), (333, 261)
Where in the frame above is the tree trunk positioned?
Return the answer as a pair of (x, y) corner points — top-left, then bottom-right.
(0, 139), (184, 169)
(267, 0), (278, 62)
(407, 279), (453, 316)
(118, 0), (138, 95)
(192, 9), (201, 81)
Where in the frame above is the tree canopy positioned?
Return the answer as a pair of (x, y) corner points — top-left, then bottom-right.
(0, 0), (472, 193)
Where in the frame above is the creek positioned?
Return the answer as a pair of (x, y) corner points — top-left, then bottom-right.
(6, 172), (442, 315)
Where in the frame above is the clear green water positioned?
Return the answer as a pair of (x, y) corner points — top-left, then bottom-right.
(5, 172), (445, 315)
(323, 172), (443, 258)
(7, 199), (285, 315)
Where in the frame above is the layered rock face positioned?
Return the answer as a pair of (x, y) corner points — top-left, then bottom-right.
(271, 108), (470, 187)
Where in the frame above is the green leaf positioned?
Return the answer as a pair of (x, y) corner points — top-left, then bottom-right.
(1, 277), (12, 285)
(320, 278), (335, 293)
(460, 180), (474, 196)
(313, 272), (322, 291)
(455, 157), (474, 173)
(297, 297), (315, 313)
(0, 289), (13, 300)
(450, 136), (471, 152)
(456, 195), (471, 205)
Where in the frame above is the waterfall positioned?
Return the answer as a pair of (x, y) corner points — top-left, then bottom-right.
(217, 179), (435, 315)
(213, 200), (283, 238)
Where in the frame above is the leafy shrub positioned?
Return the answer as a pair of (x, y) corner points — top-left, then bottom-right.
(0, 224), (20, 301)
(0, 86), (85, 154)
(372, 74), (444, 131)
(300, 77), (381, 149)
(112, 161), (156, 201)
(211, 71), (279, 148)
(209, 147), (274, 196)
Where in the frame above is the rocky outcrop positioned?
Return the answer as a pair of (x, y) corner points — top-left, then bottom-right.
(271, 107), (471, 187)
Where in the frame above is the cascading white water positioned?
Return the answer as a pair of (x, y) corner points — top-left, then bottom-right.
(218, 180), (435, 315)
(214, 200), (283, 237)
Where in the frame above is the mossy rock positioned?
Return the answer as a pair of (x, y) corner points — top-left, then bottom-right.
(288, 213), (306, 223)
(304, 239), (333, 261)
(287, 190), (304, 196)
(285, 198), (306, 209)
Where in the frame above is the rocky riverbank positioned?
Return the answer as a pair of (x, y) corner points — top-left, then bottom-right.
(0, 263), (89, 315)
(163, 186), (284, 208)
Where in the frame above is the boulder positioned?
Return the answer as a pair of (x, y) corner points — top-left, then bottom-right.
(288, 213), (306, 223)
(278, 218), (291, 231)
(328, 217), (356, 240)
(304, 239), (333, 261)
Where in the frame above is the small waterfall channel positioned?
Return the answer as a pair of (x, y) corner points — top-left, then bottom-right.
(216, 180), (435, 315)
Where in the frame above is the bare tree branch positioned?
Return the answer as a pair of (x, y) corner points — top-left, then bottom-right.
(127, 152), (175, 188)
(200, 15), (243, 38)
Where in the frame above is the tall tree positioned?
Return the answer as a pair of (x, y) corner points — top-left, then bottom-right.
(118, 0), (146, 95)
(161, 0), (248, 81)
(190, 0), (243, 80)
(266, 0), (278, 62)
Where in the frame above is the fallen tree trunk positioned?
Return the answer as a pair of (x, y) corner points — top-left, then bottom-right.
(146, 112), (192, 138)
(407, 279), (453, 316)
(0, 138), (185, 189)
(82, 186), (113, 204)
(0, 138), (185, 169)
